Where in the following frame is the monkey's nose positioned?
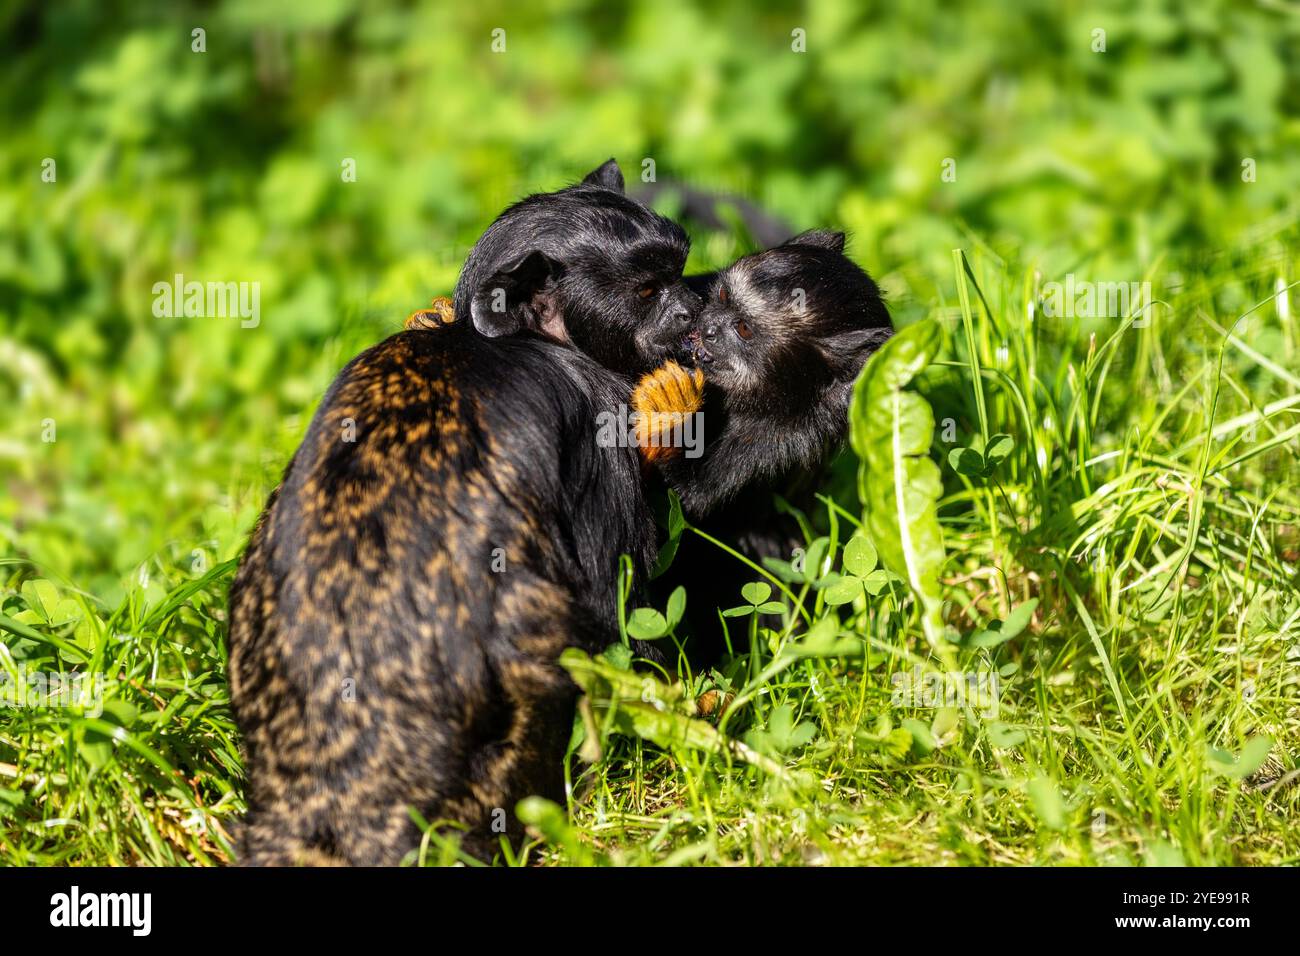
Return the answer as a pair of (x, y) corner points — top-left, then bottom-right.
(703, 323), (718, 340)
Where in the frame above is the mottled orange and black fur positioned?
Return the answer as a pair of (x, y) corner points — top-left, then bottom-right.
(227, 161), (696, 865)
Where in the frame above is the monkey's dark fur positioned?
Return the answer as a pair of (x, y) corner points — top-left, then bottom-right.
(227, 161), (695, 865)
(657, 231), (893, 654)
(458, 160), (697, 377)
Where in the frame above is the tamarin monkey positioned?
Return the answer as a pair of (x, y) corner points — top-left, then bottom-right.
(408, 227), (894, 668)
(407, 229), (894, 668)
(227, 160), (700, 866)
(650, 231), (894, 659)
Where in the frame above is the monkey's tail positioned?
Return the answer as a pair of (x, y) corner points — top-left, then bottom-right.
(634, 180), (795, 249)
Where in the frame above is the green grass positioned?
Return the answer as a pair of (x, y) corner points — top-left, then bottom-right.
(515, 244), (1300, 868)
(2, 0), (1298, 867)
(4, 236), (1296, 867)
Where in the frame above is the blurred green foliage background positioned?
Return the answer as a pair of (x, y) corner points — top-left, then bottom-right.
(1, 0), (1298, 598)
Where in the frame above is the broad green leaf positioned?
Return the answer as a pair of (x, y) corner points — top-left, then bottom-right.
(626, 607), (668, 640)
(970, 626), (1008, 648)
(665, 586), (686, 629)
(789, 723), (817, 749)
(100, 698), (138, 729)
(970, 598), (1039, 648)
(849, 320), (947, 654)
(666, 490), (686, 538)
(984, 433), (1015, 465)
(567, 648), (682, 704)
(842, 535), (878, 577)
(948, 445), (985, 476)
(0, 612), (90, 662)
(1144, 841), (1186, 867)
(883, 727), (913, 759)
(52, 598), (84, 628)
(77, 738), (114, 772)
(786, 616), (862, 659)
(931, 707), (961, 744)
(1028, 776), (1065, 831)
(651, 491), (686, 579)
(76, 712), (131, 772)
(740, 582), (771, 605)
(863, 569), (890, 596)
(0, 787), (23, 820)
(762, 557), (800, 581)
(603, 642), (633, 671)
(802, 537), (831, 583)
(516, 797), (597, 866)
(559, 649), (795, 782)
(902, 718), (936, 755)
(769, 703), (794, 740)
(822, 577), (862, 606)
(22, 580), (62, 621)
(1206, 737), (1273, 779)
(1000, 598), (1038, 641)
(987, 721), (1027, 748)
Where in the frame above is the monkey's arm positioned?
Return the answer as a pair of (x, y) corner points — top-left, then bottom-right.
(656, 425), (762, 515)
(656, 398), (829, 518)
(632, 361), (791, 514)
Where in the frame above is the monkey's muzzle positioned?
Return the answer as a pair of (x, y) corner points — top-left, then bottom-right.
(685, 326), (712, 364)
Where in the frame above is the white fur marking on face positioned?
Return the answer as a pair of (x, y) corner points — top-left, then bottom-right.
(727, 264), (763, 320)
(727, 259), (799, 345)
(718, 360), (762, 398)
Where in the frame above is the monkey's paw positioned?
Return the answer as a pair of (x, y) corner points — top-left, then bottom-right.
(405, 296), (456, 331)
(631, 360), (704, 464)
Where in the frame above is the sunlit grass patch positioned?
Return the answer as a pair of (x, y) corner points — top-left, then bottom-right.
(524, 242), (1300, 867)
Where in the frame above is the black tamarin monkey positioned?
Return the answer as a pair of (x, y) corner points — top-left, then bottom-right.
(644, 230), (893, 658)
(227, 160), (699, 865)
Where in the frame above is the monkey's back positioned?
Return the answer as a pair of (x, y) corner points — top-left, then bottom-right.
(227, 328), (652, 864)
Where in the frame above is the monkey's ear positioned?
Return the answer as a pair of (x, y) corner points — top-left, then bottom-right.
(581, 158), (625, 193)
(829, 325), (894, 365)
(470, 250), (563, 337)
(786, 229), (846, 253)
(827, 325), (894, 408)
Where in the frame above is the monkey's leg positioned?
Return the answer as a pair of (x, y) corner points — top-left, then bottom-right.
(448, 578), (601, 861)
(236, 653), (469, 867)
(239, 729), (444, 866)
(239, 805), (348, 867)
(322, 698), (496, 866)
(238, 737), (356, 867)
(232, 648), (352, 866)
(454, 665), (577, 862)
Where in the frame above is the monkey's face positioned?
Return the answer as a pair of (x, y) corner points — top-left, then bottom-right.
(689, 230), (893, 410)
(455, 159), (697, 377)
(557, 213), (698, 376)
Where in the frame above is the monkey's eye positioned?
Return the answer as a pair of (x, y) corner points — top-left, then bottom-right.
(637, 285), (658, 300)
(719, 287), (729, 304)
(735, 318), (754, 341)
